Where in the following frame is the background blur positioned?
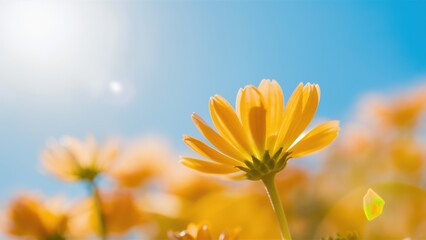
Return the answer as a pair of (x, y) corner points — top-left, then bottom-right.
(1, 1), (426, 239)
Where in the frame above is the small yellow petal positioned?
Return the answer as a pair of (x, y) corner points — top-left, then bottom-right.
(192, 113), (247, 161)
(210, 96), (252, 157)
(288, 120), (339, 158)
(239, 86), (266, 157)
(171, 232), (195, 240)
(41, 148), (80, 182)
(274, 83), (304, 153)
(186, 223), (199, 237)
(196, 224), (212, 240)
(258, 80), (285, 151)
(180, 157), (239, 174)
(183, 135), (242, 166)
(283, 84), (320, 151)
(235, 88), (243, 118)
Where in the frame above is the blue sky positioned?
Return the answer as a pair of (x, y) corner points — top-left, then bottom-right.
(0, 0), (425, 200)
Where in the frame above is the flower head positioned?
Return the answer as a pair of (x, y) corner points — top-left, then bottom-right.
(97, 190), (147, 235)
(41, 136), (118, 182)
(75, 189), (147, 236)
(169, 223), (240, 240)
(374, 88), (426, 131)
(182, 80), (339, 180)
(3, 195), (69, 240)
(108, 137), (171, 188)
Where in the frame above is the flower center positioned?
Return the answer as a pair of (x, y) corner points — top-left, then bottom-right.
(77, 167), (100, 181)
(236, 148), (291, 180)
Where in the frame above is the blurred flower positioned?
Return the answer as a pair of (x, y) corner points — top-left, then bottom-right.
(165, 166), (227, 202)
(108, 137), (172, 188)
(181, 191), (281, 239)
(91, 189), (147, 235)
(313, 119), (403, 207)
(3, 195), (69, 240)
(389, 137), (425, 174)
(166, 168), (310, 239)
(182, 80), (339, 180)
(72, 189), (148, 237)
(168, 223), (240, 240)
(373, 86), (426, 131)
(315, 183), (426, 239)
(41, 136), (118, 182)
(353, 85), (426, 133)
(316, 87), (426, 204)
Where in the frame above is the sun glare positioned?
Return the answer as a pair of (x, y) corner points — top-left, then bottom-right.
(110, 81), (124, 95)
(0, 1), (79, 66)
(0, 1), (128, 99)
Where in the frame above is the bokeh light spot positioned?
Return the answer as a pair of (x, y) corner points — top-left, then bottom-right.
(363, 188), (385, 221)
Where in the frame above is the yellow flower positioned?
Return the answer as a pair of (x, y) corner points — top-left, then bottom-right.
(169, 223), (240, 240)
(182, 80), (339, 180)
(71, 189), (148, 236)
(41, 136), (118, 182)
(182, 168), (311, 239)
(108, 137), (172, 188)
(374, 86), (426, 131)
(101, 190), (147, 235)
(390, 137), (424, 174)
(3, 195), (68, 240)
(167, 174), (226, 202)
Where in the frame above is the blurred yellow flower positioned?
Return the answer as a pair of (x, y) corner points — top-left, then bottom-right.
(108, 137), (172, 188)
(41, 136), (118, 182)
(315, 183), (426, 239)
(169, 223), (240, 240)
(182, 80), (339, 180)
(91, 190), (147, 235)
(165, 167), (226, 201)
(389, 137), (425, 174)
(70, 189), (147, 237)
(3, 195), (69, 240)
(374, 87), (426, 131)
(182, 167), (312, 239)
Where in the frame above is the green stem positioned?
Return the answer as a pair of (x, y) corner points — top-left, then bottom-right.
(261, 174), (292, 240)
(88, 180), (106, 240)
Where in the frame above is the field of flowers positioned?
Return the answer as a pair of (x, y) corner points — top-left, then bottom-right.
(2, 80), (425, 240)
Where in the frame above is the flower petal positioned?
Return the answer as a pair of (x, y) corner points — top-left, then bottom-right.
(288, 120), (339, 158)
(183, 135), (242, 166)
(282, 84), (320, 150)
(210, 95), (253, 157)
(273, 83), (304, 153)
(258, 80), (285, 149)
(196, 225), (212, 240)
(238, 86), (266, 158)
(180, 157), (239, 174)
(191, 113), (248, 161)
(41, 146), (80, 182)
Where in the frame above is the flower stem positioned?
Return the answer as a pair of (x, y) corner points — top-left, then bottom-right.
(88, 180), (106, 240)
(261, 174), (292, 240)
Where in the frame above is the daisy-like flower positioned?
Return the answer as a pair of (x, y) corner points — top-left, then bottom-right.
(3, 195), (69, 240)
(169, 223), (240, 240)
(181, 80), (339, 240)
(375, 89), (426, 131)
(182, 80), (339, 180)
(41, 136), (118, 239)
(41, 136), (118, 182)
(108, 138), (171, 188)
(74, 190), (147, 236)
